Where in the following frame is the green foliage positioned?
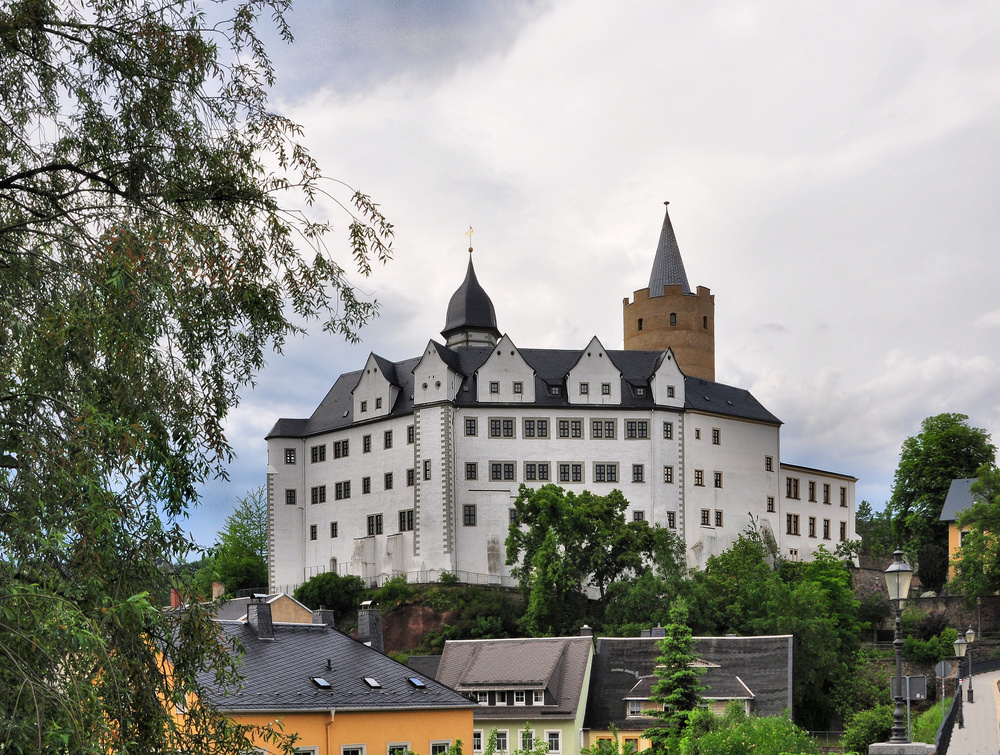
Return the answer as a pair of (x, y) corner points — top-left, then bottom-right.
(677, 708), (820, 755)
(953, 463), (1000, 600)
(582, 725), (633, 755)
(373, 575), (415, 607)
(831, 650), (892, 720)
(903, 625), (957, 662)
(644, 600), (705, 749)
(855, 500), (894, 565)
(887, 414), (995, 592)
(195, 487), (268, 596)
(293, 572), (369, 624)
(911, 703), (942, 744)
(439, 571), (461, 585)
(0, 0), (393, 750)
(841, 705), (893, 754)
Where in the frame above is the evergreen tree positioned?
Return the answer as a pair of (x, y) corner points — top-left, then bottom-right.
(643, 599), (705, 752)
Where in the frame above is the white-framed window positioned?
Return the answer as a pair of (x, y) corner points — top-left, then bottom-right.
(627, 699), (643, 716)
(343, 746), (366, 755)
(387, 745), (409, 755)
(514, 690), (526, 705)
(520, 731), (534, 751)
(295, 748), (320, 755)
(546, 731), (561, 752)
(495, 731), (508, 753)
(473, 732), (483, 752)
(534, 690), (544, 704)
(475, 691), (488, 705)
(430, 742), (450, 755)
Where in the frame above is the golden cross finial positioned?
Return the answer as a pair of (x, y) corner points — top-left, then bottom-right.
(465, 225), (474, 253)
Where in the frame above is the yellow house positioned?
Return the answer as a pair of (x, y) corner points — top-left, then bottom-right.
(940, 478), (978, 580)
(203, 599), (475, 754)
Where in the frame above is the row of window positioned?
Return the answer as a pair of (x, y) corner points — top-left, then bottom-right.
(785, 514), (849, 540)
(487, 378), (654, 401)
(464, 461), (650, 484)
(785, 478), (849, 506)
(288, 427), (419, 466)
(337, 741), (453, 755)
(472, 729), (560, 754)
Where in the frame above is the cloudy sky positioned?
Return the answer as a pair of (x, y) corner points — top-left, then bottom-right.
(191, 0), (1000, 547)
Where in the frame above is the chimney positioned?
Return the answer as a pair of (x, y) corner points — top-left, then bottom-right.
(313, 604), (336, 629)
(170, 588), (181, 608)
(357, 600), (384, 653)
(212, 581), (225, 600)
(579, 625), (593, 637)
(246, 594), (273, 640)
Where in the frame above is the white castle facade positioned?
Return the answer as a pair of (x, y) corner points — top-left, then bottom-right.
(266, 206), (856, 591)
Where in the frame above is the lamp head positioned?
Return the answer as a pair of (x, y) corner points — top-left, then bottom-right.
(883, 549), (914, 602)
(967, 626), (976, 644)
(954, 634), (967, 658)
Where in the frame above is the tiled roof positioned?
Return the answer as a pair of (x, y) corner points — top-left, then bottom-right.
(940, 478), (980, 523)
(435, 636), (593, 720)
(647, 203), (691, 296)
(201, 622), (474, 713)
(265, 345), (779, 440)
(442, 258), (500, 339)
(210, 594), (312, 623)
(584, 635), (793, 730)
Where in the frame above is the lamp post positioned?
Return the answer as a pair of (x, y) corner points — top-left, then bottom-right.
(965, 625), (976, 703)
(884, 549), (914, 744)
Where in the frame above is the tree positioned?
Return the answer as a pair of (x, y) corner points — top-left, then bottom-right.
(853, 500), (893, 567)
(506, 484), (667, 634)
(293, 571), (369, 624)
(196, 487), (268, 596)
(643, 599), (704, 752)
(887, 414), (995, 593)
(0, 1), (392, 751)
(952, 463), (1000, 599)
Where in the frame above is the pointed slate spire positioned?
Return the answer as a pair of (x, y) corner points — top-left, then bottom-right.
(647, 202), (691, 296)
(441, 255), (500, 347)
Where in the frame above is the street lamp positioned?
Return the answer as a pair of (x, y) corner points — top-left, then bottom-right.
(884, 549), (914, 744)
(953, 633), (967, 709)
(965, 625), (976, 703)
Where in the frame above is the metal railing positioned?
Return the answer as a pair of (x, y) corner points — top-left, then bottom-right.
(936, 685), (962, 755)
(272, 568), (519, 596)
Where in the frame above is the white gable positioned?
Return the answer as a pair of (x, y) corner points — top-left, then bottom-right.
(475, 334), (535, 403)
(651, 348), (685, 407)
(413, 341), (461, 406)
(353, 353), (399, 419)
(566, 336), (622, 405)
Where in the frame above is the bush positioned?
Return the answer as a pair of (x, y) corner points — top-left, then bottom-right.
(678, 712), (820, 755)
(293, 572), (369, 623)
(373, 575), (414, 607)
(911, 704), (942, 744)
(915, 609), (949, 641)
(842, 705), (892, 754)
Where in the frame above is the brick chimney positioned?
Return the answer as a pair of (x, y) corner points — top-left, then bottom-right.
(357, 600), (384, 653)
(212, 581), (225, 600)
(246, 594), (273, 640)
(313, 604), (336, 629)
(170, 588), (181, 608)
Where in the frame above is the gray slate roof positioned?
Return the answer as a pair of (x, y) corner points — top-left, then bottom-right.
(201, 622), (474, 713)
(647, 203), (691, 296)
(940, 478), (980, 523)
(435, 636), (593, 720)
(210, 594), (312, 622)
(584, 635), (793, 731)
(265, 346), (779, 440)
(442, 257), (501, 339)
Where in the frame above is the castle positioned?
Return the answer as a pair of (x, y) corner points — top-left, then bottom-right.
(266, 204), (856, 590)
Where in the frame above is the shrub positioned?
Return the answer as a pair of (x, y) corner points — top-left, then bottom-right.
(293, 572), (368, 623)
(915, 609), (949, 641)
(911, 704), (942, 744)
(439, 571), (460, 585)
(678, 712), (820, 755)
(373, 575), (414, 607)
(842, 705), (892, 754)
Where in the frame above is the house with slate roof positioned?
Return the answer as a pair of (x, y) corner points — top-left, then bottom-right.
(211, 592), (313, 623)
(266, 205), (857, 591)
(433, 636), (594, 755)
(940, 477), (981, 580)
(200, 598), (474, 754)
(584, 635), (794, 752)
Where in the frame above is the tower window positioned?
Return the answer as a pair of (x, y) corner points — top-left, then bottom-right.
(637, 318), (643, 331)
(703, 315), (708, 329)
(670, 313), (677, 326)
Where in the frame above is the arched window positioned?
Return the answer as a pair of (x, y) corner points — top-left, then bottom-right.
(669, 313), (677, 326)
(330, 557), (338, 574)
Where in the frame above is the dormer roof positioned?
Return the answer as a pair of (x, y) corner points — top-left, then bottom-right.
(648, 202), (691, 296)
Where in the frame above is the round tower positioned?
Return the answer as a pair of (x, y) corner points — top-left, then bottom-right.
(623, 203), (715, 381)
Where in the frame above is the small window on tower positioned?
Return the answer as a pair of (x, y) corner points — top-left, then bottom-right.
(637, 318), (643, 331)
(670, 313), (677, 326)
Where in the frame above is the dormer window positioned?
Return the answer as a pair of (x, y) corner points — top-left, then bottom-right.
(666, 386), (675, 398)
(514, 690), (525, 705)
(636, 387), (646, 397)
(627, 700), (643, 717)
(549, 385), (560, 396)
(534, 690), (544, 704)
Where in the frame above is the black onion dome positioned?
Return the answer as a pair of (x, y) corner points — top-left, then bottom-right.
(441, 257), (500, 339)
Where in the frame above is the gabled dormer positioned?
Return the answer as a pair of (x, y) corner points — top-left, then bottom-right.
(475, 335), (535, 403)
(353, 353), (400, 419)
(651, 348), (685, 407)
(566, 336), (622, 405)
(412, 340), (464, 406)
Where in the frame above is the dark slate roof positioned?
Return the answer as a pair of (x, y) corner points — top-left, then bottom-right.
(647, 203), (691, 296)
(211, 594), (311, 623)
(584, 635), (793, 731)
(407, 654), (443, 680)
(201, 622), (474, 713)
(435, 637), (592, 720)
(266, 345), (779, 440)
(441, 258), (501, 340)
(940, 478), (979, 523)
